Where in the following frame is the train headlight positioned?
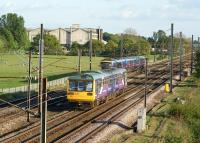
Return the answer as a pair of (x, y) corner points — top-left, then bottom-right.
(68, 92), (74, 95)
(87, 93), (93, 96)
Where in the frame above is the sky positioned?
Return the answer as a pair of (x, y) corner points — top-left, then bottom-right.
(0, 0), (199, 38)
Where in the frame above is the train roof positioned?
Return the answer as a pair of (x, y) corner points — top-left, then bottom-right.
(68, 68), (126, 81)
(101, 56), (145, 63)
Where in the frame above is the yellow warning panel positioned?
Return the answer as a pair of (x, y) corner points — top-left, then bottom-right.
(165, 83), (170, 93)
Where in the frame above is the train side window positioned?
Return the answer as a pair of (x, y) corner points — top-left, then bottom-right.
(96, 79), (102, 94)
(117, 62), (122, 68)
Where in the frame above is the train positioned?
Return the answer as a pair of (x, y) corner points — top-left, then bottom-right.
(100, 56), (145, 70)
(67, 68), (127, 107)
(66, 56), (145, 107)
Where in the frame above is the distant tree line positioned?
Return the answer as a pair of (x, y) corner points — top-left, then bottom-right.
(69, 30), (151, 57)
(0, 13), (192, 58)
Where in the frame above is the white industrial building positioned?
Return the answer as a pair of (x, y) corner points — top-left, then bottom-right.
(27, 24), (103, 48)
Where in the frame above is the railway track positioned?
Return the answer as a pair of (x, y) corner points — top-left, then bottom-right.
(0, 89), (66, 138)
(55, 57), (191, 142)
(59, 73), (168, 143)
(0, 89), (65, 123)
(0, 73), (141, 142)
(0, 54), (191, 142)
(1, 62), (174, 143)
(28, 70), (169, 143)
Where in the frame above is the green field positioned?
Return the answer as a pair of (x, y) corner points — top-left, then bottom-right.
(0, 53), (104, 88)
(0, 53), (166, 88)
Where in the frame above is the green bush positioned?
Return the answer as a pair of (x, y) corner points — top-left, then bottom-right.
(164, 134), (183, 143)
(195, 49), (200, 78)
(169, 100), (200, 142)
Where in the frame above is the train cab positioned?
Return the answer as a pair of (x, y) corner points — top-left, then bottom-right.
(67, 69), (127, 107)
(100, 61), (113, 69)
(67, 73), (96, 103)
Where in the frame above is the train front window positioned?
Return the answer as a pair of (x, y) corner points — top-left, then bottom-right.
(69, 80), (93, 92)
(69, 81), (76, 91)
(86, 81), (93, 92)
(78, 81), (85, 91)
(101, 62), (111, 69)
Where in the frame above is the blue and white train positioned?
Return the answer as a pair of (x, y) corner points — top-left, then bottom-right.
(100, 56), (145, 70)
(67, 56), (145, 107)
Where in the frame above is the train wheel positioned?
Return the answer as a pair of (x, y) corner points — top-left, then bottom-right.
(96, 100), (100, 106)
(94, 100), (100, 106)
(105, 96), (109, 103)
(90, 102), (95, 108)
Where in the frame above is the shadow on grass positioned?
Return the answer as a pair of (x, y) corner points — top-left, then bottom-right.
(0, 91), (36, 106)
(148, 112), (170, 118)
(176, 78), (198, 88)
(32, 56), (68, 60)
(92, 120), (133, 130)
(19, 72), (79, 84)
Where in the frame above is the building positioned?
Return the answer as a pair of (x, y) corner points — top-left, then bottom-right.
(27, 24), (103, 48)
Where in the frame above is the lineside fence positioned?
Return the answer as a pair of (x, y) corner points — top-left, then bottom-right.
(0, 77), (68, 94)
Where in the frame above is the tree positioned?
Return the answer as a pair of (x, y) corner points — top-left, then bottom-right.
(0, 28), (17, 49)
(84, 39), (105, 56)
(195, 49), (200, 77)
(0, 37), (5, 52)
(121, 35), (150, 56)
(148, 30), (169, 59)
(0, 13), (30, 50)
(105, 40), (118, 56)
(137, 38), (151, 56)
(103, 32), (112, 42)
(31, 34), (63, 55)
(69, 42), (83, 56)
(124, 27), (137, 36)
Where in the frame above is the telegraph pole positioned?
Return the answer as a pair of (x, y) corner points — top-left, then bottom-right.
(70, 26), (72, 48)
(191, 35), (194, 75)
(41, 78), (47, 143)
(27, 50), (32, 122)
(38, 24), (44, 115)
(89, 29), (92, 71)
(144, 58), (148, 108)
(120, 33), (123, 58)
(170, 23), (174, 93)
(78, 48), (81, 73)
(153, 32), (157, 62)
(179, 32), (183, 81)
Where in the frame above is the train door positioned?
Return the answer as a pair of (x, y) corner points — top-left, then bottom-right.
(111, 76), (115, 92)
(95, 79), (102, 98)
(124, 72), (127, 86)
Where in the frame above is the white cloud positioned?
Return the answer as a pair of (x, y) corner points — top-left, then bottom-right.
(120, 9), (138, 19)
(0, 0), (199, 37)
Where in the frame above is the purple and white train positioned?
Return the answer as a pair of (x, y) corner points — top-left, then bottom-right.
(67, 68), (127, 107)
(100, 56), (145, 70)
(67, 56), (145, 107)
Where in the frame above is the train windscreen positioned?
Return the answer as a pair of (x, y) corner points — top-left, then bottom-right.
(100, 62), (112, 69)
(69, 80), (93, 92)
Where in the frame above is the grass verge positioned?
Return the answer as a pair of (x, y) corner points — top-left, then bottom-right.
(110, 76), (200, 143)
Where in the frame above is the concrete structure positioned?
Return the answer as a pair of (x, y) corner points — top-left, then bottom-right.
(27, 24), (103, 48)
(137, 107), (146, 133)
